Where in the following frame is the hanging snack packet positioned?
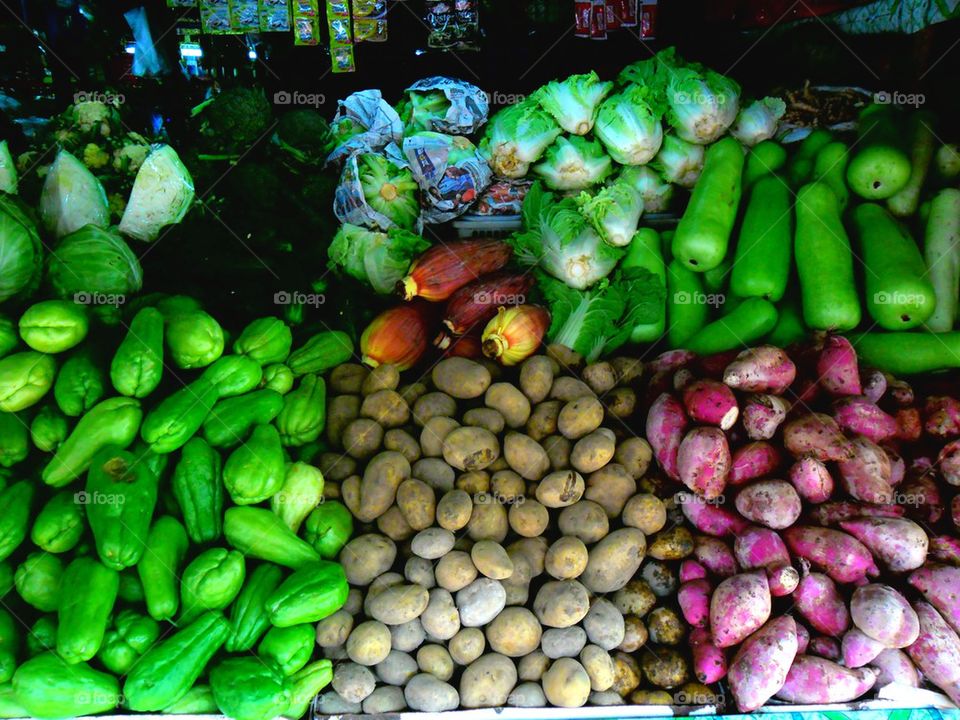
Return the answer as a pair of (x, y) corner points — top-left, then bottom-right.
(259, 0), (291, 31)
(200, 0), (232, 32)
(326, 0), (356, 71)
(292, 0), (320, 44)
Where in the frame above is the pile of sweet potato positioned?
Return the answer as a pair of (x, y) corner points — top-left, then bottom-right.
(644, 338), (960, 711)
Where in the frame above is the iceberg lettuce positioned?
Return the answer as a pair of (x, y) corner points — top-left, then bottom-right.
(482, 100), (562, 179)
(533, 136), (613, 191)
(619, 165), (674, 213)
(577, 182), (644, 247)
(594, 85), (665, 165)
(535, 71), (614, 136)
(731, 97), (787, 147)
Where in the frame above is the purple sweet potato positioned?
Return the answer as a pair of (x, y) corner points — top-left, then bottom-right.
(677, 427), (731, 500)
(646, 393), (688, 481)
(850, 584), (919, 649)
(783, 413), (853, 462)
(817, 335), (862, 397)
(650, 349), (696, 374)
(723, 346), (797, 395)
(727, 616), (798, 712)
(679, 560), (708, 582)
(937, 439), (960, 486)
(682, 379), (739, 430)
(678, 492), (749, 537)
(794, 563), (850, 636)
(742, 394), (790, 441)
(886, 447), (905, 487)
(734, 526), (791, 570)
(775, 656), (877, 703)
(709, 570), (772, 649)
(673, 367), (695, 391)
(784, 526), (879, 583)
(678, 579), (712, 629)
(929, 535), (960, 566)
(766, 564), (800, 597)
(843, 629), (886, 668)
(729, 441), (782, 486)
(788, 457), (834, 504)
(832, 396), (897, 442)
(908, 565), (960, 636)
(906, 602), (960, 705)
(810, 501), (905, 526)
(861, 369), (887, 404)
(808, 636), (841, 660)
(870, 648), (920, 688)
(690, 628), (728, 684)
(839, 517), (928, 572)
(795, 622), (810, 654)
(895, 407), (922, 442)
(886, 375), (914, 406)
(694, 535), (738, 577)
(837, 436), (895, 505)
(924, 395), (960, 439)
(900, 472), (943, 524)
(734, 480), (802, 530)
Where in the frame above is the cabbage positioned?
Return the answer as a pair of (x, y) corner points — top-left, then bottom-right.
(617, 47), (680, 90)
(665, 65), (740, 144)
(398, 90), (450, 134)
(619, 165), (674, 213)
(577, 182), (644, 247)
(594, 85), (665, 165)
(328, 223), (430, 294)
(0, 141), (17, 194)
(0, 195), (42, 303)
(47, 225), (142, 299)
(119, 145), (195, 242)
(535, 71), (614, 136)
(355, 154), (420, 231)
(39, 150), (109, 239)
(731, 97), (787, 147)
(482, 100), (562, 179)
(508, 182), (622, 289)
(652, 134), (704, 188)
(533, 136), (613, 191)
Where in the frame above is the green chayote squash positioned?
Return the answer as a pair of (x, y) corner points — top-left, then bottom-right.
(29, 404), (69, 452)
(53, 349), (105, 416)
(233, 317), (293, 366)
(275, 373), (326, 447)
(262, 363), (294, 394)
(303, 501), (354, 559)
(166, 310), (224, 369)
(258, 623), (314, 675)
(0, 482), (33, 562)
(201, 354), (262, 398)
(210, 657), (291, 720)
(56, 556), (119, 664)
(18, 300), (88, 354)
(202, 389), (284, 449)
(0, 413), (27, 468)
(31, 491), (84, 554)
(140, 378), (218, 454)
(97, 609), (160, 675)
(271, 462), (324, 533)
(12, 654), (119, 718)
(171, 437), (223, 544)
(111, 307), (164, 398)
(225, 563), (284, 653)
(0, 351), (56, 412)
(222, 424), (285, 505)
(14, 552), (63, 612)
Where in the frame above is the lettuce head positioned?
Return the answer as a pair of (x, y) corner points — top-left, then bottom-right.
(356, 154), (420, 232)
(535, 71), (614, 136)
(533, 136), (613, 192)
(328, 223), (430, 294)
(619, 165), (674, 213)
(482, 100), (562, 179)
(731, 97), (787, 147)
(652, 134), (704, 188)
(594, 84), (665, 165)
(665, 64), (740, 144)
(577, 182), (644, 247)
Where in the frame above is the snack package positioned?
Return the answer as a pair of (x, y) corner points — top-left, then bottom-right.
(327, 89), (405, 165)
(402, 77), (490, 135)
(326, 0), (356, 71)
(200, 0), (232, 33)
(470, 179), (533, 216)
(354, 0), (388, 42)
(229, 0), (260, 31)
(292, 0), (320, 44)
(168, 0), (198, 7)
(402, 132), (492, 224)
(259, 0), (291, 31)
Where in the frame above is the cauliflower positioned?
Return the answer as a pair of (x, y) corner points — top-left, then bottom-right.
(73, 101), (114, 134)
(82, 143), (111, 170)
(112, 140), (150, 175)
(108, 192), (128, 219)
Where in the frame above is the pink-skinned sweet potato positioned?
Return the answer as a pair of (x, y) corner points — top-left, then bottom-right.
(766, 563), (800, 597)
(808, 636), (841, 660)
(886, 374), (915, 405)
(954, 496), (960, 529)
(734, 526), (791, 570)
(788, 457), (834, 504)
(678, 579), (712, 629)
(810, 501), (905, 526)
(794, 562), (850, 636)
(774, 656), (877, 703)
(727, 616), (798, 712)
(677, 426), (730, 500)
(784, 526), (879, 583)
(899, 469), (943, 523)
(908, 565), (960, 636)
(709, 570), (772, 648)
(673, 367), (696, 391)
(895, 407), (922, 441)
(697, 350), (742, 380)
(929, 535), (960, 566)
(870, 648), (920, 688)
(861, 368), (887, 404)
(783, 413), (853, 462)
(734, 480), (802, 530)
(679, 560), (708, 582)
(886, 447), (905, 487)
(650, 349), (696, 374)
(694, 535), (738, 577)
(682, 379), (739, 430)
(924, 395), (960, 439)
(850, 583), (919, 649)
(938, 440), (960, 486)
(678, 492), (749, 537)
(839, 517), (928, 573)
(646, 393), (688, 481)
(690, 627), (728, 684)
(837, 436), (895, 505)
(843, 628), (886, 668)
(742, 394), (790, 441)
(723, 346), (796, 395)
(906, 602), (960, 705)
(730, 441), (782, 486)
(832, 396), (897, 442)
(817, 335), (862, 397)
(795, 622), (810, 654)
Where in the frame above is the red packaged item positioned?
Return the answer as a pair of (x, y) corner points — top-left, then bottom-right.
(640, 0), (658, 38)
(591, 0), (607, 39)
(621, 0), (638, 26)
(575, 1), (592, 36)
(606, 0), (623, 29)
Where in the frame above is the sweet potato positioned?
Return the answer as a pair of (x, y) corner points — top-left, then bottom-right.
(886, 375), (914, 405)
(678, 579), (711, 629)
(682, 380), (739, 431)
(842, 629), (886, 668)
(837, 437), (894, 505)
(832, 397), (897, 442)
(817, 336), (861, 396)
(886, 447), (905, 488)
(677, 427), (730, 500)
(795, 623), (810, 654)
(693, 536), (738, 577)
(696, 349), (741, 379)
(689, 628), (727, 684)
(733, 526), (791, 570)
(709, 571), (771, 649)
(788, 457), (834, 504)
(794, 564), (849, 636)
(734, 480), (801, 530)
(783, 413), (852, 462)
(649, 350), (695, 374)
(783, 526), (879, 583)
(727, 616), (798, 712)
(646, 393), (688, 481)
(672, 368), (695, 392)
(808, 636), (840, 661)
(929, 535), (960, 566)
(766, 564), (800, 597)
(679, 560), (708, 582)
(810, 501), (904, 526)
(900, 471), (942, 523)
(895, 407), (922, 442)
(839, 517), (928, 572)
(850, 584), (920, 649)
(908, 565), (960, 636)
(678, 493), (748, 537)
(906, 602), (960, 705)
(924, 395), (960, 438)
(729, 442), (782, 486)
(938, 439), (960, 486)
(870, 648), (920, 688)
(861, 368), (887, 404)
(723, 346), (796, 395)
(775, 656), (877, 703)
(741, 394), (789, 441)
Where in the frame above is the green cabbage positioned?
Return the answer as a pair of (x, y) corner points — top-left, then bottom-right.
(731, 97), (787, 147)
(39, 150), (109, 239)
(398, 90), (450, 134)
(617, 47), (680, 91)
(119, 145), (195, 242)
(356, 154), (420, 232)
(0, 195), (42, 304)
(47, 225), (143, 299)
(619, 165), (674, 213)
(535, 71), (614, 136)
(577, 182), (644, 247)
(533, 136), (613, 191)
(652, 134), (704, 188)
(594, 85), (665, 166)
(328, 223), (430, 294)
(482, 100), (562, 179)
(0, 141), (17, 194)
(665, 65), (740, 144)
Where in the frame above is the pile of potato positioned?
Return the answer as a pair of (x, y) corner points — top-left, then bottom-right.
(312, 351), (710, 713)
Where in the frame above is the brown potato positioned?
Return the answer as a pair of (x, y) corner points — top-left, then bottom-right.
(361, 389), (410, 428)
(518, 650), (550, 682)
(542, 657), (591, 708)
(619, 615), (648, 652)
(546, 344), (584, 371)
(459, 654), (517, 709)
(508, 682), (546, 708)
(410, 527), (456, 560)
(340, 474), (362, 518)
(417, 644), (454, 682)
(648, 526), (694, 561)
(420, 417), (460, 458)
(584, 463), (636, 518)
(432, 358), (492, 400)
(364, 573), (406, 612)
(436, 489), (473, 531)
(356, 451), (411, 522)
(640, 559), (678, 598)
(456, 579), (507, 627)
(535, 469), (585, 508)
(610, 357), (643, 386)
(487, 456), (510, 473)
(398, 382), (428, 407)
(323, 481), (340, 500)
(326, 395), (361, 448)
(455, 471), (490, 494)
(640, 646), (689, 689)
(405, 556), (436, 588)
(396, 479), (436, 531)
(485, 383), (531, 428)
(676, 682), (721, 706)
(503, 432), (550, 481)
(501, 551), (532, 606)
(581, 528), (647, 593)
(613, 581), (657, 618)
(317, 452), (356, 482)
(507, 499), (549, 538)
(544, 536), (589, 580)
(470, 541), (514, 580)
(490, 470), (525, 503)
(332, 662), (376, 704)
(377, 506), (415, 541)
(604, 388), (636, 418)
(550, 376), (594, 402)
(582, 362), (617, 395)
(647, 607), (685, 645)
(525, 400), (561, 441)
(541, 626), (587, 659)
(630, 689), (673, 705)
(419, 589), (461, 641)
(343, 588), (363, 615)
(557, 501), (609, 544)
(367, 584), (430, 626)
(449, 628), (485, 666)
(507, 537), (548, 577)
(580, 645), (615, 691)
(390, 620), (426, 654)
(443, 427), (500, 471)
(330, 363), (370, 394)
(435, 550), (478, 592)
(341, 534), (397, 586)
(610, 652), (641, 697)
(466, 501), (508, 542)
(361, 364), (399, 394)
(343, 417), (384, 459)
(347, 620), (392, 666)
(558, 396), (605, 440)
(411, 458), (455, 492)
(519, 356), (554, 404)
(542, 435), (572, 470)
(534, 580), (591, 628)
(463, 407), (505, 434)
(412, 392), (457, 427)
(571, 429), (616, 474)
(583, 599), (625, 651)
(316, 609), (354, 648)
(615, 437), (653, 479)
(383, 428), (421, 464)
(622, 494), (667, 534)
(486, 607), (542, 657)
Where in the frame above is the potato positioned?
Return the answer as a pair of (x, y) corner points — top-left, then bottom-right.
(459, 654), (518, 708)
(622, 494), (667, 534)
(571, 428), (616, 474)
(332, 662), (376, 703)
(542, 657), (591, 708)
(647, 607), (685, 645)
(456, 578), (507, 627)
(589, 690), (625, 706)
(545, 536), (589, 580)
(536, 469), (585, 508)
(490, 470), (525, 503)
(404, 673), (460, 712)
(341, 534), (397, 586)
(558, 396), (605, 440)
(367, 584), (430, 626)
(507, 682), (546, 708)
(508, 537), (548, 577)
(377, 506), (414, 541)
(581, 645), (616, 691)
(584, 462), (635, 517)
(357, 451), (412, 522)
(421, 416), (459, 457)
(340, 474), (362, 518)
(610, 652), (642, 697)
(322, 481), (340, 500)
(546, 344), (583, 371)
(417, 644), (454, 681)
(331, 363), (370, 394)
(396, 478), (436, 531)
(551, 376), (594, 402)
(404, 556), (436, 589)
(316, 609), (354, 648)
(619, 615), (648, 652)
(525, 400), (561, 442)
(390, 620), (426, 653)
(463, 407), (505, 434)
(434, 550), (478, 593)
(411, 527), (455, 560)
(501, 551), (533, 606)
(542, 626), (587, 659)
(604, 388), (637, 418)
(383, 428), (421, 464)
(456, 470), (490, 494)
(361, 364), (399, 394)
(343, 588), (363, 615)
(581, 528), (647, 593)
(641, 646), (689, 689)
(534, 580), (591, 628)
(412, 458), (455, 492)
(324, 644), (349, 661)
(613, 580), (657, 618)
(648, 526), (694, 561)
(466, 500), (508, 542)
(518, 650), (550, 681)
(508, 499), (549, 538)
(361, 389), (410, 428)
(399, 382), (428, 406)
(607, 356), (642, 385)
(615, 437), (652, 479)
(316, 692), (360, 715)
(640, 559), (678, 598)
(557, 501), (609, 544)
(676, 682), (721, 705)
(583, 599), (626, 651)
(519, 356), (554, 403)
(487, 456), (510, 473)
(435, 489), (473, 531)
(365, 574), (404, 608)
(432, 358), (491, 399)
(412, 391), (457, 426)
(582, 362), (617, 394)
(317, 452), (357, 482)
(485, 383), (532, 428)
(470, 541), (514, 580)
(486, 607), (543, 657)
(343, 416), (382, 459)
(449, 627), (486, 666)
(630, 689), (673, 705)
(347, 620), (392, 666)
(362, 686), (405, 714)
(419, 588), (460, 641)
(542, 434), (572, 470)
(327, 395), (361, 448)
(443, 426), (500, 471)
(501, 432), (550, 481)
